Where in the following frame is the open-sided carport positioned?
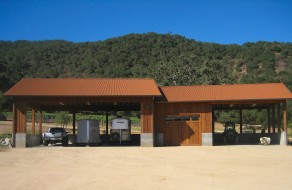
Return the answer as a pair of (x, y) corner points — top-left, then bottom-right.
(155, 83), (292, 146)
(5, 79), (292, 147)
(5, 78), (161, 147)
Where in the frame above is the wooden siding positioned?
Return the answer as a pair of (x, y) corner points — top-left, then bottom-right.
(13, 104), (27, 133)
(154, 102), (212, 146)
(141, 101), (154, 133)
(164, 121), (201, 146)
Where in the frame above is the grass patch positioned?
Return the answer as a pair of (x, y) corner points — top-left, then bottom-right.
(0, 134), (12, 139)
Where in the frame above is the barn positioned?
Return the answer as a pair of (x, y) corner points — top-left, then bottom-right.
(4, 78), (292, 147)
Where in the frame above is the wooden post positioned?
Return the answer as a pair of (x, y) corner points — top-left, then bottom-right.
(12, 103), (17, 147)
(106, 110), (109, 135)
(140, 101), (154, 146)
(283, 102), (287, 132)
(39, 111), (43, 134)
(272, 105), (275, 133)
(12, 103), (17, 134)
(267, 108), (271, 134)
(73, 112), (76, 135)
(141, 102), (154, 133)
(239, 109), (243, 134)
(32, 109), (35, 134)
(18, 105), (27, 133)
(277, 104), (281, 133)
(212, 108), (215, 145)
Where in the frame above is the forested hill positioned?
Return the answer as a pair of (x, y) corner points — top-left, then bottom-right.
(1, 32), (292, 92)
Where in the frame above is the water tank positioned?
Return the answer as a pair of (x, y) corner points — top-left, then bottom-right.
(77, 119), (101, 144)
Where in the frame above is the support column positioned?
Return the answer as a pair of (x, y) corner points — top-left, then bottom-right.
(283, 102), (287, 132)
(32, 109), (35, 134)
(73, 112), (76, 135)
(239, 109), (243, 134)
(106, 110), (109, 135)
(272, 105), (275, 133)
(12, 103), (17, 146)
(13, 104), (27, 148)
(39, 111), (43, 134)
(280, 102), (288, 145)
(267, 108), (271, 134)
(277, 104), (281, 133)
(140, 101), (154, 147)
(211, 108), (215, 146)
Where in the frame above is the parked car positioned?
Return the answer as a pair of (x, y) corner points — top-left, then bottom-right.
(42, 127), (68, 146)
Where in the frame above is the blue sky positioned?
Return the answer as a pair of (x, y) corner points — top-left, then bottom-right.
(0, 0), (291, 44)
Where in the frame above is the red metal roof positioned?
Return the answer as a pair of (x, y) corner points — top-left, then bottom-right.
(5, 78), (161, 97)
(159, 83), (292, 102)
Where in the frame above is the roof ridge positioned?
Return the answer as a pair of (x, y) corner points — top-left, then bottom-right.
(160, 82), (284, 88)
(21, 77), (155, 80)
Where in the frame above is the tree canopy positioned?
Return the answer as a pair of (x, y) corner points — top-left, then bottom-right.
(0, 33), (291, 122)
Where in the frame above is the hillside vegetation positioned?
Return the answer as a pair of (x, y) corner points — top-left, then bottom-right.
(0, 33), (291, 122)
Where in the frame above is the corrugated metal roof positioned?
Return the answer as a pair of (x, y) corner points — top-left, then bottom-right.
(159, 83), (292, 102)
(5, 78), (162, 97)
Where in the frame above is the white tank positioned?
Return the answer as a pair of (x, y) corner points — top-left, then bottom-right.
(111, 118), (129, 129)
(77, 119), (101, 144)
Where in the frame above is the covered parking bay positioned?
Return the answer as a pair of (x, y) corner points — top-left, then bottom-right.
(155, 83), (292, 146)
(212, 101), (288, 145)
(5, 78), (161, 147)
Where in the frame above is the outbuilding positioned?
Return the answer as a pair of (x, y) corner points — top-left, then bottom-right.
(5, 78), (292, 147)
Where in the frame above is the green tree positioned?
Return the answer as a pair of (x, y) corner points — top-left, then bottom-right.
(0, 91), (4, 114)
(55, 112), (71, 129)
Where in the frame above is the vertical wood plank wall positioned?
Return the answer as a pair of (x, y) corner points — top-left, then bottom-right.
(141, 101), (154, 133)
(12, 104), (27, 133)
(154, 102), (212, 145)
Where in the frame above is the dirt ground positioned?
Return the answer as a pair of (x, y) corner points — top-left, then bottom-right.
(0, 146), (292, 190)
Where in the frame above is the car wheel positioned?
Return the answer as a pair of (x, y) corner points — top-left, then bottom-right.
(43, 141), (48, 146)
(62, 138), (68, 146)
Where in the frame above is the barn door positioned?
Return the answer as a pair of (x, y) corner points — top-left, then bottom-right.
(164, 121), (179, 146)
(180, 121), (201, 145)
(164, 114), (202, 146)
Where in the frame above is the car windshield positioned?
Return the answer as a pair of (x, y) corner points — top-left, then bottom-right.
(49, 128), (65, 133)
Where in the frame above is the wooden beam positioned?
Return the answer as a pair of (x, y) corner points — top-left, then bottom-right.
(277, 104), (281, 133)
(267, 108), (271, 134)
(141, 101), (154, 133)
(272, 105), (275, 133)
(32, 109), (35, 134)
(39, 111), (43, 134)
(212, 108), (215, 145)
(12, 103), (17, 134)
(239, 109), (243, 134)
(72, 112), (76, 135)
(283, 102), (287, 132)
(211, 100), (285, 106)
(16, 105), (27, 133)
(106, 110), (109, 135)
